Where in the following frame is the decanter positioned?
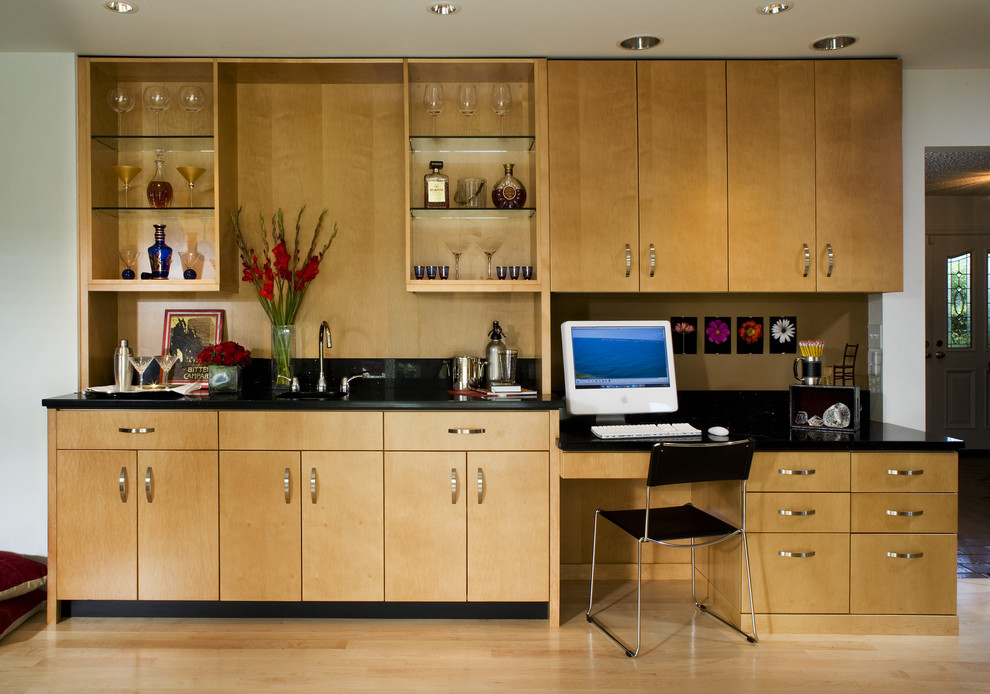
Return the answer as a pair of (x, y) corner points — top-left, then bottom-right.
(491, 163), (526, 209)
(146, 150), (173, 208)
(148, 224), (172, 279)
(424, 160), (449, 208)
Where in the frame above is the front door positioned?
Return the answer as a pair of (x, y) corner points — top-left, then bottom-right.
(925, 233), (990, 448)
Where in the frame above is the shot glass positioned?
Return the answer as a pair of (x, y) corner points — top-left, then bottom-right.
(438, 265), (450, 279)
(426, 265), (437, 280)
(521, 265), (534, 280)
(496, 266), (508, 280)
(509, 266), (521, 280)
(414, 265), (426, 280)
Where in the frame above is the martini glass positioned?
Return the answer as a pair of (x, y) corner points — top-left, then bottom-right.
(107, 87), (134, 132)
(112, 165), (141, 207)
(179, 250), (202, 279)
(480, 237), (503, 280)
(118, 246), (139, 279)
(128, 355), (156, 389)
(155, 353), (179, 388)
(423, 84), (444, 136)
(176, 166), (206, 206)
(143, 85), (171, 136)
(445, 239), (469, 280)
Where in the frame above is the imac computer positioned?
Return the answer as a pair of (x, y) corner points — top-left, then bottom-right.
(560, 320), (679, 424)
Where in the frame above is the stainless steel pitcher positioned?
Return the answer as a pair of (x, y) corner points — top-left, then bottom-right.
(451, 356), (485, 390)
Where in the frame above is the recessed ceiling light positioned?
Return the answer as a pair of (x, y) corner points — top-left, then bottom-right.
(758, 3), (793, 15)
(618, 35), (662, 51)
(104, 1), (137, 13)
(811, 35), (857, 51)
(428, 3), (459, 15)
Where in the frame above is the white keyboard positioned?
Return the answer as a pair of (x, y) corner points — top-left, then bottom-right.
(590, 422), (703, 440)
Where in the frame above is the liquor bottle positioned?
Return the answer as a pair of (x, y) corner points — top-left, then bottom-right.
(424, 160), (449, 208)
(491, 163), (526, 209)
(146, 150), (173, 208)
(148, 224), (172, 279)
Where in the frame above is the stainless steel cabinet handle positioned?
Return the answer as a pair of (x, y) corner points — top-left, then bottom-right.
(118, 427), (155, 434)
(451, 468), (458, 504)
(886, 509), (924, 517)
(311, 468), (317, 504)
(802, 244), (810, 278)
(284, 468), (291, 504)
(649, 243), (656, 278)
(778, 509), (816, 516)
(826, 243), (834, 278)
(119, 466), (127, 503)
(887, 551), (924, 559)
(887, 469), (924, 476)
(477, 467), (485, 503)
(778, 551), (816, 558)
(145, 467), (153, 503)
(448, 428), (485, 435)
(624, 244), (631, 278)
(778, 468), (816, 476)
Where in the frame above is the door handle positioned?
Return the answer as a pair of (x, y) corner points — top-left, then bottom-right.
(649, 243), (656, 278)
(145, 467), (153, 503)
(284, 468), (291, 504)
(624, 244), (632, 278)
(935, 351), (945, 359)
(802, 244), (810, 278)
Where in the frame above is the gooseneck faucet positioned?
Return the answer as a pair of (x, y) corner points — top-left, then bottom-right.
(316, 321), (332, 392)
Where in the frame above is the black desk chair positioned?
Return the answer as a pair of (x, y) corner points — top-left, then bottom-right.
(586, 438), (759, 657)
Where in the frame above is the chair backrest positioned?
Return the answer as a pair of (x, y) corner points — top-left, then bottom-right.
(646, 438), (756, 487)
(842, 343), (858, 366)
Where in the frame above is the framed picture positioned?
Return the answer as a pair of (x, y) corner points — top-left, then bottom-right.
(162, 309), (224, 385)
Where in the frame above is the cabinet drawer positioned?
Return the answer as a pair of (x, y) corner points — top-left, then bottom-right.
(57, 410), (217, 450)
(219, 411), (383, 450)
(747, 532), (850, 614)
(747, 492), (849, 532)
(747, 452), (849, 492)
(850, 534), (957, 615)
(851, 493), (957, 533)
(851, 452), (957, 492)
(384, 411), (550, 451)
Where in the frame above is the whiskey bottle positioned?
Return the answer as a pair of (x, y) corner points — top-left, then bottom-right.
(424, 160), (449, 208)
(491, 163), (526, 209)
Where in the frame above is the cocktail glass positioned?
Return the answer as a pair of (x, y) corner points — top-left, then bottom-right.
(112, 165), (141, 207)
(118, 246), (139, 280)
(128, 355), (156, 389)
(445, 239), (469, 280)
(156, 353), (179, 388)
(175, 166), (206, 206)
(179, 250), (202, 279)
(480, 237), (503, 280)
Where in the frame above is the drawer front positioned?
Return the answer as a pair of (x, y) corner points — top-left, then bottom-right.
(747, 452), (850, 492)
(851, 493), (957, 533)
(219, 411), (383, 450)
(850, 534), (957, 615)
(747, 532), (850, 614)
(384, 411), (550, 451)
(747, 492), (850, 532)
(57, 410), (218, 450)
(851, 452), (957, 493)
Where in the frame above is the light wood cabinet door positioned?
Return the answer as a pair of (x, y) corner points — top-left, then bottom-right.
(138, 451), (219, 600)
(851, 452), (958, 493)
(815, 59), (902, 292)
(385, 411), (549, 451)
(467, 452), (549, 602)
(57, 410), (218, 450)
(727, 61), (816, 292)
(851, 493), (957, 534)
(638, 60), (728, 292)
(55, 450), (137, 599)
(747, 451), (850, 492)
(548, 60), (640, 292)
(747, 492), (850, 533)
(219, 451), (301, 601)
(220, 411), (383, 451)
(747, 532), (850, 614)
(850, 534), (956, 615)
(302, 451), (384, 601)
(385, 451), (466, 601)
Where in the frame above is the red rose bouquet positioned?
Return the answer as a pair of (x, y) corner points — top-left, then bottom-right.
(197, 341), (253, 368)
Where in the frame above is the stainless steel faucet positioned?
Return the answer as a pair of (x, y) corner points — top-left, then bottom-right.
(316, 321), (332, 392)
(340, 370), (383, 395)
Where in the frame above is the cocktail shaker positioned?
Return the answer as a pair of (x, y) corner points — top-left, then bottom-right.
(114, 339), (133, 391)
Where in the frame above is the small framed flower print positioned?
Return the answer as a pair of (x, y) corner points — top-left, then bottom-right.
(769, 316), (797, 354)
(162, 309), (225, 385)
(671, 317), (698, 354)
(704, 316), (731, 354)
(736, 317), (764, 354)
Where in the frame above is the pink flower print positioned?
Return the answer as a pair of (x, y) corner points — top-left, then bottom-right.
(673, 322), (696, 334)
(706, 319), (729, 344)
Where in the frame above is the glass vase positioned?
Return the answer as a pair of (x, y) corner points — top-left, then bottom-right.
(270, 324), (296, 391)
(148, 224), (172, 279)
(208, 364), (241, 393)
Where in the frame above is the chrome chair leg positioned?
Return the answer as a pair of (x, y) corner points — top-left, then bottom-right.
(587, 510), (642, 657)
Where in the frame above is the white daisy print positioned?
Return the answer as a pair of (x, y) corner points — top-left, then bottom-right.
(771, 318), (795, 343)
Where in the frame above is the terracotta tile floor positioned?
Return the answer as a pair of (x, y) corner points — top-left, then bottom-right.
(958, 451), (990, 578)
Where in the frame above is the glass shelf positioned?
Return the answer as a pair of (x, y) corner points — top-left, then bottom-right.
(409, 135), (535, 153)
(94, 207), (215, 219)
(410, 207), (535, 220)
(92, 135), (215, 154)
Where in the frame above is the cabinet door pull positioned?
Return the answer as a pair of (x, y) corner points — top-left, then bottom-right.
(778, 468), (815, 476)
(826, 243), (834, 278)
(145, 466), (153, 503)
(649, 243), (656, 278)
(448, 428), (485, 435)
(284, 468), (291, 504)
(118, 427), (155, 434)
(886, 509), (924, 517)
(310, 468), (317, 504)
(778, 509), (815, 516)
(802, 244), (810, 278)
(477, 467), (485, 503)
(887, 551), (924, 559)
(119, 466), (128, 503)
(451, 468), (459, 504)
(624, 244), (632, 278)
(778, 550), (816, 558)
(887, 469), (924, 476)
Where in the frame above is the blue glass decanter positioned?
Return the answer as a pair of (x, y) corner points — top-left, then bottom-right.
(148, 224), (172, 279)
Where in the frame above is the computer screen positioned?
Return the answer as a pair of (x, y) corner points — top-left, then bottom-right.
(560, 320), (678, 421)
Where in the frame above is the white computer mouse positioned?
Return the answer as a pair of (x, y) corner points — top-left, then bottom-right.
(708, 426), (729, 437)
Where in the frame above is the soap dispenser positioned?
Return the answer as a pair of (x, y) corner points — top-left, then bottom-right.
(485, 321), (507, 387)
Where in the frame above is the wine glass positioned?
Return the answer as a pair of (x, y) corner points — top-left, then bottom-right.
(156, 353), (179, 388)
(480, 237), (503, 280)
(106, 88), (134, 132)
(176, 166), (206, 206)
(118, 246), (139, 280)
(491, 83), (511, 135)
(445, 239), (470, 280)
(143, 85), (171, 136)
(457, 84), (477, 117)
(128, 355), (156, 389)
(423, 84), (444, 136)
(178, 85), (207, 130)
(112, 165), (141, 207)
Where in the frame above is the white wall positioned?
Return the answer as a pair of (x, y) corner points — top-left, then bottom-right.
(883, 69), (990, 430)
(0, 53), (77, 555)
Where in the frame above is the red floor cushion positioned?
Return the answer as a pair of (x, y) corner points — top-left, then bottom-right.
(0, 551), (47, 601)
(0, 588), (46, 641)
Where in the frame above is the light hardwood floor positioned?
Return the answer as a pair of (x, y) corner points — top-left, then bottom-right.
(2, 579), (988, 693)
